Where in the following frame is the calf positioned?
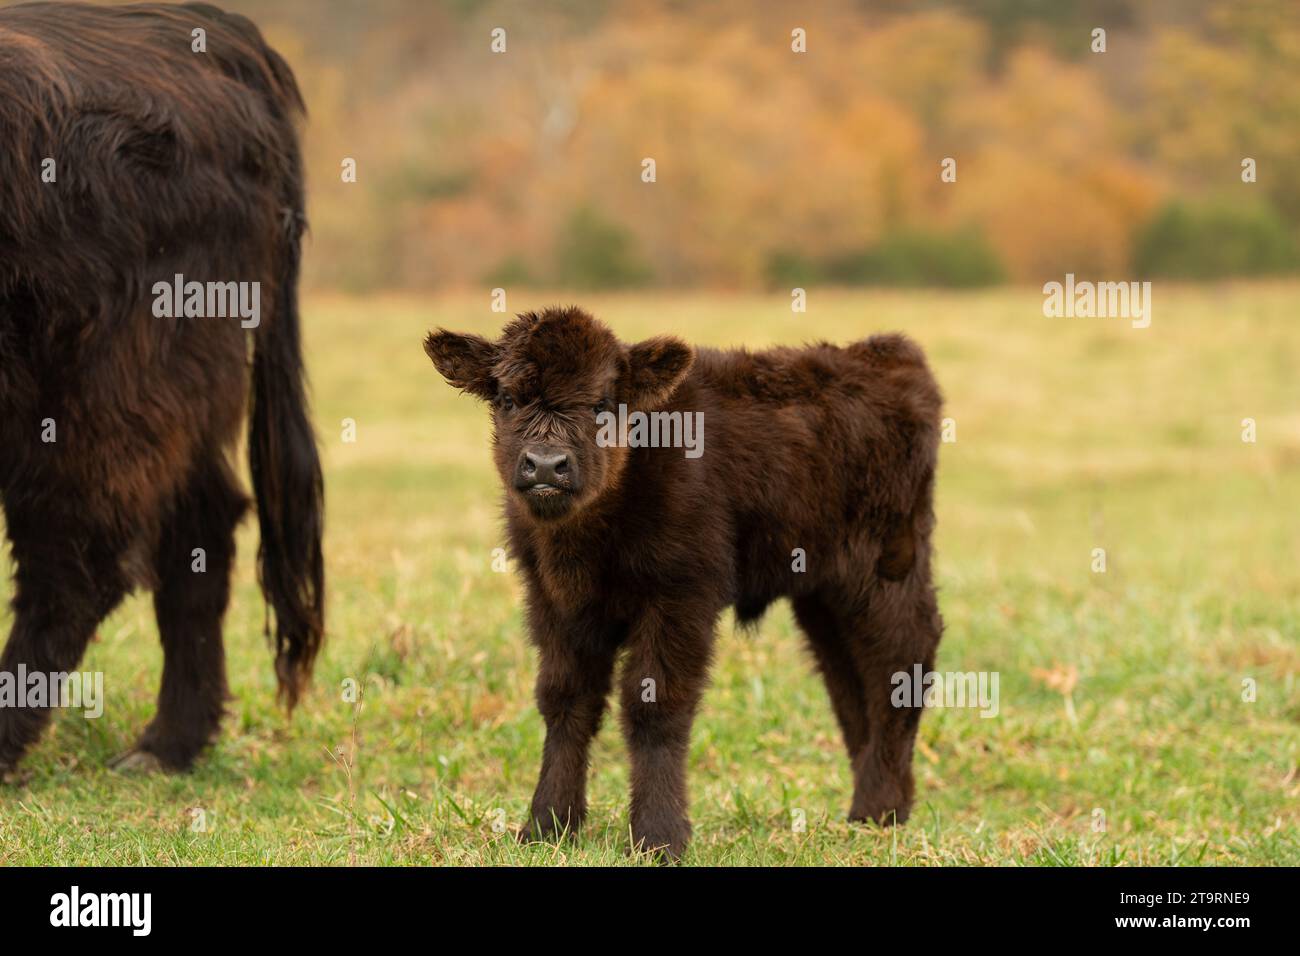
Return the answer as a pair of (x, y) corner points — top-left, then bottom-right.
(0, 3), (323, 777)
(425, 306), (944, 859)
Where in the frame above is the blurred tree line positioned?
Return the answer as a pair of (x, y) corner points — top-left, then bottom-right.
(227, 0), (1300, 290)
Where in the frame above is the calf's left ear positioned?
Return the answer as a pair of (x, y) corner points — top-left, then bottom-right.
(424, 330), (498, 400)
(625, 336), (694, 408)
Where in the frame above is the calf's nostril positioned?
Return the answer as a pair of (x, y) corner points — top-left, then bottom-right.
(521, 450), (569, 486)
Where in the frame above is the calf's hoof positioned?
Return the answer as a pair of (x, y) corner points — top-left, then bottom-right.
(850, 775), (914, 827)
(517, 807), (582, 844)
(630, 817), (691, 863)
(849, 801), (912, 827)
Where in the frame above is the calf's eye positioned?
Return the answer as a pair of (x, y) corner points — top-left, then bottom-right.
(594, 398), (612, 415)
(499, 394), (515, 412)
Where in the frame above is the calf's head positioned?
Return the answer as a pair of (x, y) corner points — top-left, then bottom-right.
(425, 307), (693, 522)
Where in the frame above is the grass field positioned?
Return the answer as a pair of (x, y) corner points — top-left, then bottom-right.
(1, 284), (1297, 866)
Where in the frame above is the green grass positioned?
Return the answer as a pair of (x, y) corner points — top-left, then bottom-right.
(2, 284), (1298, 865)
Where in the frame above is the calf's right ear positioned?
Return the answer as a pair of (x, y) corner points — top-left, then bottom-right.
(424, 330), (498, 400)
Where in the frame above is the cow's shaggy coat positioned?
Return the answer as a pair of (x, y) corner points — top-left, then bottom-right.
(426, 307), (944, 859)
(0, 2), (323, 776)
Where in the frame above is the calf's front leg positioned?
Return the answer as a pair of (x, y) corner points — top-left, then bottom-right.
(618, 609), (715, 861)
(522, 637), (617, 842)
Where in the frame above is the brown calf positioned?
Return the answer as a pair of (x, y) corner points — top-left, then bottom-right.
(426, 306), (944, 859)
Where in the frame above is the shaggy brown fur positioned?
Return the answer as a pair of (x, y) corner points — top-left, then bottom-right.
(0, 3), (323, 775)
(426, 306), (944, 859)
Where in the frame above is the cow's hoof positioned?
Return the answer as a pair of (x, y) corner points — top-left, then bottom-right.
(107, 748), (165, 774)
(0, 765), (28, 787)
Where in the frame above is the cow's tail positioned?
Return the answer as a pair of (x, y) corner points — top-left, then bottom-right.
(249, 201), (324, 711)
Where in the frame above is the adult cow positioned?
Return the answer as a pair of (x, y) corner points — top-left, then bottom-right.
(0, 2), (323, 777)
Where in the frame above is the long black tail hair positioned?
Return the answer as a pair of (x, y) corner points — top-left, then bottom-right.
(249, 202), (324, 711)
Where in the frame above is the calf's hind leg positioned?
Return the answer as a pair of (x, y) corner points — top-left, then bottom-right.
(849, 584), (943, 825)
(795, 582), (942, 826)
(114, 460), (247, 772)
(793, 591), (872, 762)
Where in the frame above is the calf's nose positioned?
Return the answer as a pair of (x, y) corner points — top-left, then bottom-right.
(521, 449), (568, 486)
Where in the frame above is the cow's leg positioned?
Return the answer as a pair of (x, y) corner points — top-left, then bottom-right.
(618, 607), (715, 861)
(521, 635), (618, 842)
(842, 582), (943, 826)
(115, 460), (247, 772)
(0, 513), (129, 778)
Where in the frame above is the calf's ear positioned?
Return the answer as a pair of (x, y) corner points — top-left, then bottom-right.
(424, 330), (498, 400)
(625, 336), (694, 408)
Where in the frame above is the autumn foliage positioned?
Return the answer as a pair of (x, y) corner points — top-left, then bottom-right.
(236, 0), (1300, 289)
